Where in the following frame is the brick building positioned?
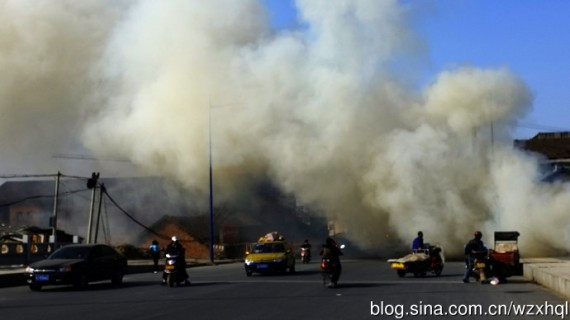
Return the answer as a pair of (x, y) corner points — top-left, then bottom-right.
(138, 215), (212, 259)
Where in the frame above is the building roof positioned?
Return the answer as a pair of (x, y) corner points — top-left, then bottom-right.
(144, 215), (213, 244)
(515, 132), (570, 161)
(0, 179), (56, 207)
(0, 224), (79, 243)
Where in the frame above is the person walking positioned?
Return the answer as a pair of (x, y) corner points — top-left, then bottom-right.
(149, 240), (161, 273)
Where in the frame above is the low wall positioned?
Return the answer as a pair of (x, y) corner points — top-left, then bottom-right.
(523, 258), (570, 299)
(0, 243), (55, 266)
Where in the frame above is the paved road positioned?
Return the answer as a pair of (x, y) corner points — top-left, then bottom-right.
(0, 260), (567, 320)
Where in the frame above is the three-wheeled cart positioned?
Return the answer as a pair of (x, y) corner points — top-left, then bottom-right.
(489, 231), (522, 281)
(388, 244), (445, 278)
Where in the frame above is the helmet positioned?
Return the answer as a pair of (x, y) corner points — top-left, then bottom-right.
(171, 236), (178, 242)
(474, 231), (482, 239)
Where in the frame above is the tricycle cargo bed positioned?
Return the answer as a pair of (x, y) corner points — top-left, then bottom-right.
(490, 251), (519, 266)
(387, 252), (430, 264)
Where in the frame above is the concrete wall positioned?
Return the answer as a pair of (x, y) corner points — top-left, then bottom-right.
(523, 258), (570, 299)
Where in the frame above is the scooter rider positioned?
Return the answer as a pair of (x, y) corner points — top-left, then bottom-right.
(162, 236), (190, 285)
(462, 231), (487, 283)
(320, 237), (343, 287)
(301, 239), (312, 259)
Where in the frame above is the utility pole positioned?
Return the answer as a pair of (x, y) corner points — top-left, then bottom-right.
(94, 184), (105, 244)
(50, 172), (61, 249)
(86, 172), (99, 244)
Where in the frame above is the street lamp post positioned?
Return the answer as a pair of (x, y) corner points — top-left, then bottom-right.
(208, 102), (215, 264)
(207, 100), (240, 264)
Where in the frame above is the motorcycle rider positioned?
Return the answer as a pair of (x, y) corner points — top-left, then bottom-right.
(301, 239), (312, 261)
(320, 237), (343, 288)
(462, 230), (487, 283)
(411, 231), (424, 251)
(162, 236), (190, 285)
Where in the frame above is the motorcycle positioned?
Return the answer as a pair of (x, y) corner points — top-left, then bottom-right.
(300, 247), (311, 264)
(162, 253), (189, 287)
(321, 244), (345, 288)
(468, 250), (490, 283)
(388, 244), (445, 278)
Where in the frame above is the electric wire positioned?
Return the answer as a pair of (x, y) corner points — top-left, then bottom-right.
(0, 189), (88, 208)
(0, 174), (58, 179)
(102, 188), (169, 240)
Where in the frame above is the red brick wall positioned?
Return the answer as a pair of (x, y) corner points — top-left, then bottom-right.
(141, 223), (210, 259)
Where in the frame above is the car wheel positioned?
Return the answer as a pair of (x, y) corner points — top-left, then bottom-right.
(245, 269), (252, 277)
(74, 274), (88, 290)
(397, 270), (406, 278)
(289, 265), (296, 273)
(111, 269), (124, 285)
(29, 283), (42, 291)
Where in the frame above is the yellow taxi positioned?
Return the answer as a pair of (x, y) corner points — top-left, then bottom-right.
(244, 233), (295, 276)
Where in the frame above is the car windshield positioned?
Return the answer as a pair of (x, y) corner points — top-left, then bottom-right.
(252, 243), (285, 253)
(49, 246), (92, 259)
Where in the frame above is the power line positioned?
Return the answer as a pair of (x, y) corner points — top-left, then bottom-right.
(60, 180), (89, 201)
(53, 153), (131, 163)
(0, 173), (90, 181)
(102, 188), (169, 241)
(0, 189), (88, 208)
(0, 174), (58, 179)
(60, 174), (92, 180)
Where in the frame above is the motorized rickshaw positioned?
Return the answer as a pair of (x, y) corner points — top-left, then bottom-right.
(489, 231), (522, 281)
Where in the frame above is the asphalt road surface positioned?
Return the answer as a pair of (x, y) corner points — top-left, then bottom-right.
(0, 260), (567, 320)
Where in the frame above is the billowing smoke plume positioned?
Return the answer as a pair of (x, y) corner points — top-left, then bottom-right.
(1, 0), (569, 256)
(0, 0), (136, 177)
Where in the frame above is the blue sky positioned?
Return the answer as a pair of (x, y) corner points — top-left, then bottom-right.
(262, 0), (570, 139)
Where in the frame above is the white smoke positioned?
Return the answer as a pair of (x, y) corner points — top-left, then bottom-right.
(1, 0), (568, 256)
(0, 0), (136, 177)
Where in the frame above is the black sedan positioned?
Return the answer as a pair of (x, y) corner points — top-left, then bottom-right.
(25, 244), (128, 291)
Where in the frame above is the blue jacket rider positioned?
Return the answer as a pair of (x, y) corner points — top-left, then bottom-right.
(411, 231), (424, 251)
